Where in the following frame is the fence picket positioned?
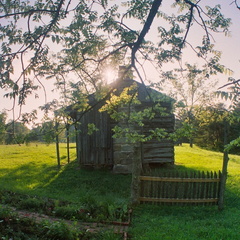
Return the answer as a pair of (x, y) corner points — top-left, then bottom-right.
(139, 170), (221, 206)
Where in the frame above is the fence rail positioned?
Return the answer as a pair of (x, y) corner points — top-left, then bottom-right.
(139, 170), (222, 205)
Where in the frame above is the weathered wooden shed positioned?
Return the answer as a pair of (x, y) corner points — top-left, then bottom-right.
(69, 68), (175, 173)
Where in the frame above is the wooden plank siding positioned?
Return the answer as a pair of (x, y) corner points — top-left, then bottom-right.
(143, 140), (174, 163)
(139, 171), (221, 205)
(78, 109), (113, 167)
(142, 114), (175, 164)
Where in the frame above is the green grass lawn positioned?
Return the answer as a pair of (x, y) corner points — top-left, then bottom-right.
(129, 144), (240, 240)
(0, 143), (131, 205)
(0, 143), (239, 239)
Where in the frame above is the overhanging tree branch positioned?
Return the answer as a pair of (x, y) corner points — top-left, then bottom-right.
(218, 79), (240, 89)
(231, 0), (240, 10)
(131, 0), (163, 67)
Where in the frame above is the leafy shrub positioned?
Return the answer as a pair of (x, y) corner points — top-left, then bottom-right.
(0, 206), (39, 239)
(18, 198), (44, 211)
(79, 194), (130, 222)
(39, 221), (77, 240)
(0, 190), (24, 206)
(0, 206), (84, 240)
(107, 203), (129, 222)
(54, 205), (79, 220)
(0, 205), (15, 220)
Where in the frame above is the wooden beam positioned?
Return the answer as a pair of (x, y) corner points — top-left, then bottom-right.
(139, 197), (219, 203)
(140, 176), (220, 183)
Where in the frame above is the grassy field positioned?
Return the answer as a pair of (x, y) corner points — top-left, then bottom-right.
(0, 143), (131, 205)
(0, 143), (239, 239)
(130, 144), (240, 240)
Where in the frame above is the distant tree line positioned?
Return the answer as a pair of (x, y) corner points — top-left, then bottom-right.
(1, 103), (239, 154)
(174, 102), (240, 154)
(0, 112), (75, 145)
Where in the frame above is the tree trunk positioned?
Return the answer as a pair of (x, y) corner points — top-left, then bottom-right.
(218, 120), (229, 210)
(55, 121), (61, 169)
(75, 123), (80, 167)
(189, 138), (193, 148)
(131, 145), (142, 205)
(66, 123), (70, 163)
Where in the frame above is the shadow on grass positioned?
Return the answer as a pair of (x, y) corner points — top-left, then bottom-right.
(41, 161), (132, 203)
(0, 160), (131, 204)
(0, 161), (59, 193)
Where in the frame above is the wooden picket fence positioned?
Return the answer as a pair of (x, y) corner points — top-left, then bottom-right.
(139, 170), (222, 205)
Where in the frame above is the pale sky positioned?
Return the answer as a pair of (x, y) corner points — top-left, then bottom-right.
(1, 0), (240, 125)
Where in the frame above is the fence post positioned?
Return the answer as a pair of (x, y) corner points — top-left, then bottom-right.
(218, 150), (229, 210)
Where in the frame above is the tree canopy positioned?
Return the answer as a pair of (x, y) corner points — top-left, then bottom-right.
(0, 0), (232, 121)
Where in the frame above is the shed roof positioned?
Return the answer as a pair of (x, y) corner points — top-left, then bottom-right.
(109, 77), (173, 104)
(86, 76), (174, 108)
(66, 71), (174, 120)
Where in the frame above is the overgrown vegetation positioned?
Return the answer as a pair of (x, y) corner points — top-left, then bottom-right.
(0, 190), (130, 223)
(0, 205), (122, 240)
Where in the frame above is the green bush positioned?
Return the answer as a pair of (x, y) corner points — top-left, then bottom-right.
(0, 206), (87, 240)
(54, 205), (79, 220)
(0, 190), (24, 206)
(18, 198), (45, 211)
(0, 206), (39, 239)
(79, 195), (129, 222)
(39, 221), (77, 240)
